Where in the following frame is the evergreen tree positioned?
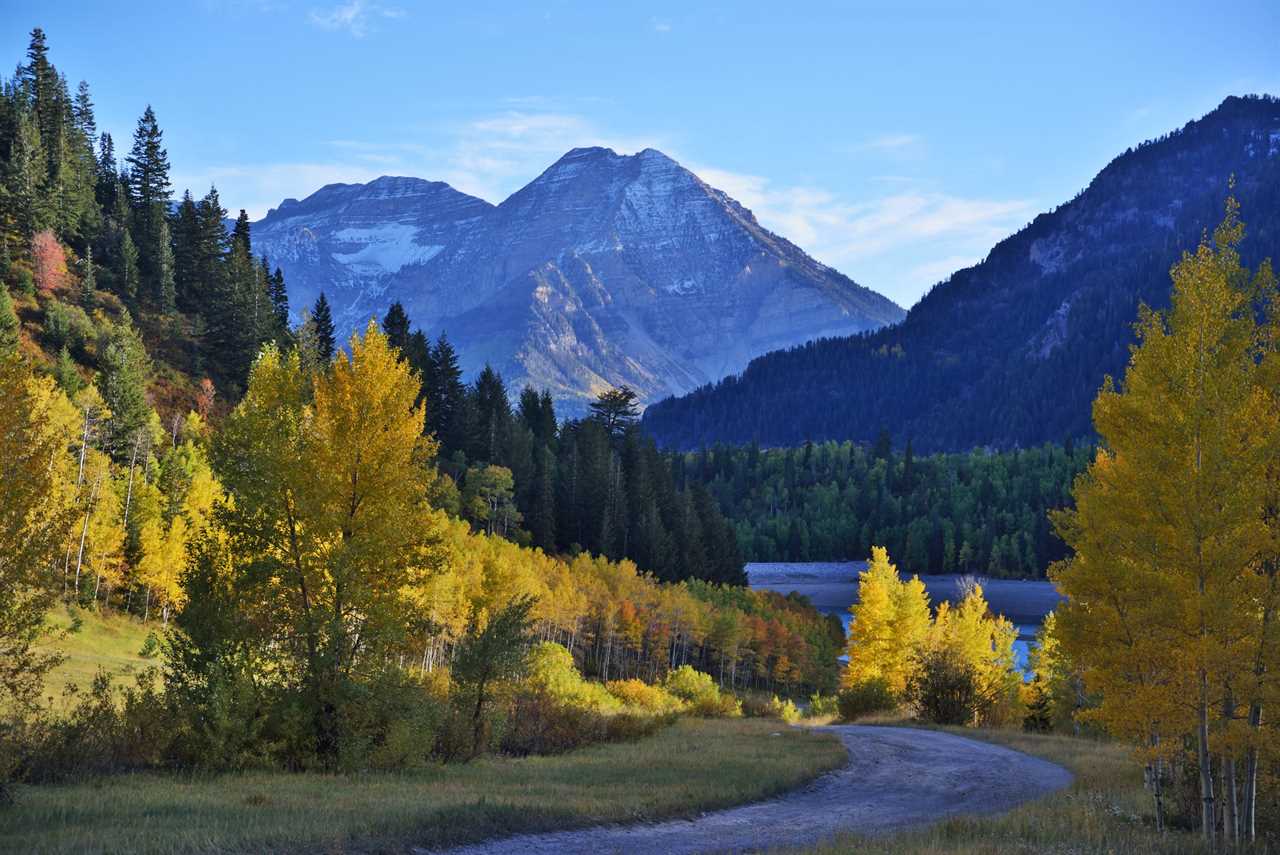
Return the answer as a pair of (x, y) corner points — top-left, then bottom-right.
(78, 243), (95, 306)
(229, 209), (250, 255)
(98, 313), (152, 459)
(381, 301), (410, 352)
(170, 190), (200, 311)
(116, 226), (140, 298)
(589, 386), (640, 437)
(268, 266), (288, 334)
(0, 285), (18, 355)
(125, 105), (171, 304)
(94, 131), (116, 209)
(311, 292), (335, 363)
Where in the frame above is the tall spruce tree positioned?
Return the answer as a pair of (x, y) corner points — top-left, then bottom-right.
(382, 301), (410, 352)
(311, 292), (335, 363)
(125, 106), (171, 305)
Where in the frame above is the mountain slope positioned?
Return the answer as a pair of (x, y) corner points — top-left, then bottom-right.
(251, 176), (495, 330)
(642, 95), (1280, 452)
(252, 148), (904, 411)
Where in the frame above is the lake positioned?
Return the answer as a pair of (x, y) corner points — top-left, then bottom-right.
(746, 562), (1062, 675)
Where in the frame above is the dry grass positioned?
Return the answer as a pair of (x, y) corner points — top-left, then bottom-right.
(0, 718), (845, 854)
(793, 725), (1211, 854)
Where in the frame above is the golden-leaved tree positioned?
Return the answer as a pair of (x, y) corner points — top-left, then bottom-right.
(0, 351), (78, 710)
(215, 322), (444, 755)
(1052, 197), (1278, 843)
(844, 545), (930, 695)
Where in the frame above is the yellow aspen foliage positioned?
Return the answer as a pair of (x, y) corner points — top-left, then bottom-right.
(0, 352), (79, 707)
(843, 546), (931, 695)
(1052, 197), (1277, 840)
(217, 322), (443, 702)
(928, 580), (1021, 722)
(136, 514), (189, 621)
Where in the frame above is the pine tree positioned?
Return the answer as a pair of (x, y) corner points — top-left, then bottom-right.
(53, 344), (81, 395)
(171, 191), (200, 311)
(382, 301), (410, 352)
(117, 227), (140, 299)
(79, 243), (95, 306)
(311, 292), (335, 364)
(230, 209), (250, 255)
(0, 285), (19, 354)
(125, 106), (171, 304)
(269, 266), (288, 333)
(589, 386), (640, 437)
(95, 132), (116, 209)
(98, 313), (152, 459)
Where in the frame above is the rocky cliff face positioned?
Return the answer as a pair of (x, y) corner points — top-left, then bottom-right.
(252, 148), (903, 411)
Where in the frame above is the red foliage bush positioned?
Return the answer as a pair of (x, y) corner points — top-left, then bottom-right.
(31, 230), (69, 294)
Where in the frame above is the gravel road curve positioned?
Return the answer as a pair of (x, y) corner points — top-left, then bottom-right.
(420, 725), (1073, 855)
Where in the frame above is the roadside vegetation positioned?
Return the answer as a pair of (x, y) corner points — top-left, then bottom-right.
(796, 727), (1206, 855)
(0, 718), (844, 854)
(831, 198), (1280, 849)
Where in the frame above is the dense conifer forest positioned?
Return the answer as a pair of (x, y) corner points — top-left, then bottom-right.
(673, 439), (1090, 578)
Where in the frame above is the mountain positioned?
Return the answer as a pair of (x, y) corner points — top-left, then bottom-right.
(251, 148), (904, 411)
(641, 95), (1280, 452)
(250, 176), (496, 328)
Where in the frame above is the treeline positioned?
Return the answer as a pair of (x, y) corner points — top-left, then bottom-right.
(339, 299), (747, 586)
(0, 321), (840, 779)
(673, 438), (1090, 578)
(0, 28), (289, 403)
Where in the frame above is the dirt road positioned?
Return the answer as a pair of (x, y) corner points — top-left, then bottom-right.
(424, 725), (1073, 855)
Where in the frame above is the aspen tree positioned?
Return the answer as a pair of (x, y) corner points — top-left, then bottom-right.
(1053, 198), (1276, 843)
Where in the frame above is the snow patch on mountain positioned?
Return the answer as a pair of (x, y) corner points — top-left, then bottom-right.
(330, 224), (443, 273)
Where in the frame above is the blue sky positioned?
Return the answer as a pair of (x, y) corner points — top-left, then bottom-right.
(4, 1), (1278, 308)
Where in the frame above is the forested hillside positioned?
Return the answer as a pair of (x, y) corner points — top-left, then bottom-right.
(642, 95), (1280, 451)
(1, 29), (843, 791)
(0, 29), (743, 590)
(675, 440), (1089, 578)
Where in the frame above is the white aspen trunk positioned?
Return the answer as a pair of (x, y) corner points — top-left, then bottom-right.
(1197, 670), (1216, 845)
(73, 475), (101, 594)
(123, 432), (141, 527)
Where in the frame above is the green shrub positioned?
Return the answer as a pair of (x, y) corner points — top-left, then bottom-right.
(42, 300), (93, 353)
(739, 692), (800, 723)
(906, 649), (981, 726)
(663, 667), (742, 718)
(808, 692), (840, 719)
(837, 677), (898, 721)
(525, 642), (621, 713)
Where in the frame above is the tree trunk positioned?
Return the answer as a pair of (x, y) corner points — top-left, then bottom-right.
(1197, 670), (1216, 845)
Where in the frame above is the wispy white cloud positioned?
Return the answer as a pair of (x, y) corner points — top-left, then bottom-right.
(427, 111), (663, 201)
(651, 17), (672, 33)
(183, 110), (662, 218)
(178, 110), (1029, 307)
(690, 164), (1033, 304)
(856, 133), (922, 152)
(308, 1), (403, 38)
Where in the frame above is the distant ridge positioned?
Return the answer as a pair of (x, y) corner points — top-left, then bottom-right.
(641, 95), (1280, 451)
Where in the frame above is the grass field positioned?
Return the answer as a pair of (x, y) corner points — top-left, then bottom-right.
(795, 726), (1209, 854)
(0, 718), (845, 854)
(37, 605), (154, 704)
